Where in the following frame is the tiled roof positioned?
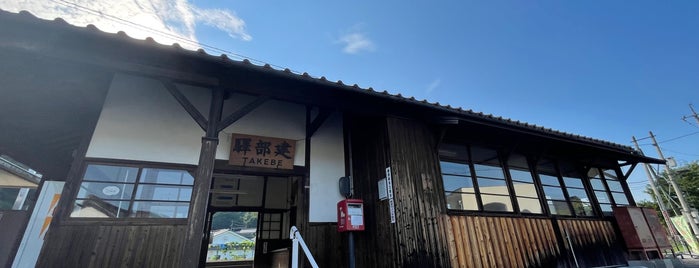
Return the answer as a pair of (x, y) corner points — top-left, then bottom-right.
(2, 9), (645, 156)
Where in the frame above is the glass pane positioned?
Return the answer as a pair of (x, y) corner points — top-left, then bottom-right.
(439, 144), (470, 161)
(600, 203), (613, 212)
(590, 179), (605, 190)
(268, 231), (281, 239)
(440, 161), (471, 176)
(473, 164), (505, 179)
(0, 188), (20, 210)
(558, 161), (582, 180)
(571, 201), (594, 216)
(607, 180), (623, 192)
(543, 186), (565, 200)
(548, 200), (572, 215)
(269, 213), (281, 221)
(517, 197), (543, 214)
(21, 189), (37, 210)
(587, 168), (602, 179)
(131, 201), (190, 218)
(71, 199), (130, 218)
(470, 146), (500, 166)
(443, 175), (475, 193)
(265, 177), (290, 209)
(207, 212), (257, 262)
(509, 169), (534, 183)
(595, 190), (611, 203)
(612, 192), (630, 205)
(481, 194), (513, 212)
(513, 182), (539, 198)
(603, 169), (619, 180)
(445, 192), (478, 210)
(507, 153), (529, 170)
(77, 182), (133, 200)
(563, 177), (583, 188)
(477, 178), (509, 195)
(136, 185), (192, 201)
(140, 168), (194, 185)
(539, 175), (560, 186)
(567, 188), (590, 202)
(83, 165), (137, 183)
(536, 158), (557, 176)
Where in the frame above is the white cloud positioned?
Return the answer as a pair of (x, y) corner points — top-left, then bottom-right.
(426, 78), (441, 94)
(337, 27), (375, 54)
(0, 0), (251, 49)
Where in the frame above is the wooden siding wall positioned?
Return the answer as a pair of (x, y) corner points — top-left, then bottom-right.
(37, 224), (187, 268)
(447, 215), (626, 268)
(349, 116), (451, 268)
(557, 218), (626, 267)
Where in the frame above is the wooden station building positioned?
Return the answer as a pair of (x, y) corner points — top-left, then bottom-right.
(0, 9), (664, 268)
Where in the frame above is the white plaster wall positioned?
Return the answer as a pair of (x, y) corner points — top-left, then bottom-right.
(86, 74), (205, 164)
(86, 75), (343, 221)
(12, 181), (65, 268)
(308, 112), (346, 222)
(217, 97), (306, 166)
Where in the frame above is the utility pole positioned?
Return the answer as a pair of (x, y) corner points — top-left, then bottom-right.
(632, 136), (682, 249)
(682, 104), (699, 126)
(649, 131), (699, 247)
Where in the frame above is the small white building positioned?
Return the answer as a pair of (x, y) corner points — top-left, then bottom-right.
(207, 229), (255, 261)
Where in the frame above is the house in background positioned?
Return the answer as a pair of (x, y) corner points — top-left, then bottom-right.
(0, 155), (40, 267)
(0, 8), (666, 268)
(208, 229), (255, 262)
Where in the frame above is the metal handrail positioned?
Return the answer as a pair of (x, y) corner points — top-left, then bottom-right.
(290, 226), (319, 268)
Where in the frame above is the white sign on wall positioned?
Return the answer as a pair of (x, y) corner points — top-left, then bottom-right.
(386, 167), (396, 224)
(377, 178), (388, 200)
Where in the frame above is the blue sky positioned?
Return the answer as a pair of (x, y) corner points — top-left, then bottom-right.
(5, 1), (699, 201)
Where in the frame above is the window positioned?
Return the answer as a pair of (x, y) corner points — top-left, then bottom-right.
(0, 188), (36, 211)
(559, 162), (594, 216)
(0, 158), (40, 211)
(537, 159), (571, 216)
(507, 153), (542, 214)
(588, 168), (613, 213)
(588, 168), (629, 214)
(71, 163), (194, 219)
(441, 155), (478, 211)
(439, 144), (512, 212)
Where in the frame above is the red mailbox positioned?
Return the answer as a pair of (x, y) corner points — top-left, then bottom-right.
(337, 199), (365, 232)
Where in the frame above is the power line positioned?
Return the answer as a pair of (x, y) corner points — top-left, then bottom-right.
(635, 131), (699, 146)
(50, 0), (298, 73)
(661, 148), (699, 157)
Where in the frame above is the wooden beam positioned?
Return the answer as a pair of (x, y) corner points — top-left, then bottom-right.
(623, 162), (637, 180)
(181, 88), (224, 268)
(162, 80), (208, 132)
(216, 95), (269, 132)
(307, 108), (333, 138)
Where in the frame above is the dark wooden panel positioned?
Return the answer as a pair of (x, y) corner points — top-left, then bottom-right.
(556, 218), (626, 267)
(37, 224), (187, 268)
(0, 210), (31, 268)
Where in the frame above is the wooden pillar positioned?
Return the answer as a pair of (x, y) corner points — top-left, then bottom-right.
(181, 88), (224, 268)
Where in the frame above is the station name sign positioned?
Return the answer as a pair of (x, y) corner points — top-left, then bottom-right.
(229, 134), (295, 170)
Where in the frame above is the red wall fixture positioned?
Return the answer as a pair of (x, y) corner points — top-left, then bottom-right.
(614, 206), (670, 260)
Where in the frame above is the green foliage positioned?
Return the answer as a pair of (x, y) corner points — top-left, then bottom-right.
(644, 162), (699, 218)
(211, 212), (258, 230)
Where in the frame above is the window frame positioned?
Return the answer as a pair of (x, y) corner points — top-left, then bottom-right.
(440, 145), (539, 215)
(503, 153), (545, 215)
(67, 159), (196, 223)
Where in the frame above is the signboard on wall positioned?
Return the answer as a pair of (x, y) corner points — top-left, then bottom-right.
(229, 134), (296, 170)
